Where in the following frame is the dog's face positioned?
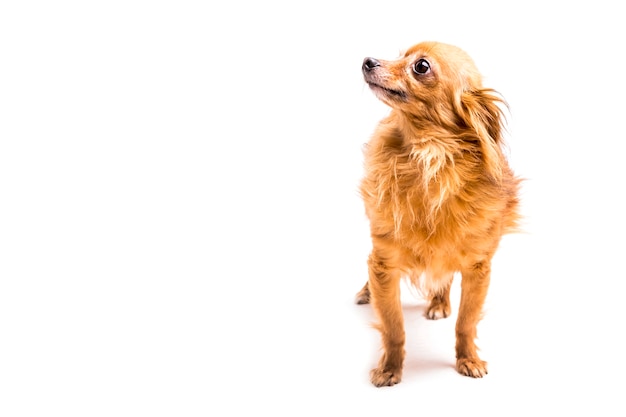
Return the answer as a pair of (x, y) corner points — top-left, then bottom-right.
(362, 41), (483, 119)
(362, 41), (507, 179)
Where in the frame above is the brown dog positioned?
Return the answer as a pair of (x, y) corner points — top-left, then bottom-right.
(355, 41), (521, 387)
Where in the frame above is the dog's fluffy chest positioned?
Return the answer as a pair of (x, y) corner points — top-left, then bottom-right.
(361, 137), (479, 246)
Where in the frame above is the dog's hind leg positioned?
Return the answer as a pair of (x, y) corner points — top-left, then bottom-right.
(355, 281), (371, 304)
(425, 274), (453, 320)
(367, 250), (404, 387)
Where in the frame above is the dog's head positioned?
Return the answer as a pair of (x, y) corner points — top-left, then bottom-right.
(362, 41), (507, 178)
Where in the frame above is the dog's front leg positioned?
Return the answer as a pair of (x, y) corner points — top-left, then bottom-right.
(455, 260), (491, 377)
(367, 251), (404, 387)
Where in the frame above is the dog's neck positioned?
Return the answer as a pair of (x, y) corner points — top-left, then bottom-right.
(392, 110), (460, 146)
(389, 106), (506, 183)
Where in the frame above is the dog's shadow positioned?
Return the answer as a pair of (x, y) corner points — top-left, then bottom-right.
(356, 299), (457, 378)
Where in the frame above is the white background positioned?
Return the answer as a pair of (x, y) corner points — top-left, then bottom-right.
(1, 1), (625, 415)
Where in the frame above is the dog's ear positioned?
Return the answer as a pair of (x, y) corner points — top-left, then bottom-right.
(458, 89), (507, 181)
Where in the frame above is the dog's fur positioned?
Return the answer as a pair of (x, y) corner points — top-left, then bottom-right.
(355, 41), (520, 387)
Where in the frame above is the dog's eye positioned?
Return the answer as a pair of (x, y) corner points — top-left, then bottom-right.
(413, 59), (431, 75)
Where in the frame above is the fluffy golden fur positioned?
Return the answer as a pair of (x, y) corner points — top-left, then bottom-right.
(355, 41), (521, 387)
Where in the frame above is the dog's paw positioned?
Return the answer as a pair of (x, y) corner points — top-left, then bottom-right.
(370, 367), (402, 387)
(425, 301), (451, 320)
(355, 285), (371, 305)
(456, 358), (488, 378)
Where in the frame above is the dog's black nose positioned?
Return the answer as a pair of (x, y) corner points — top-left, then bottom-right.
(362, 57), (380, 72)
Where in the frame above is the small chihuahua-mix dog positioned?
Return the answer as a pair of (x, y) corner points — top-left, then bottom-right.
(355, 41), (521, 387)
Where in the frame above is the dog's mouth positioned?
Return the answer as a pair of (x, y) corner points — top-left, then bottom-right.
(366, 82), (407, 101)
